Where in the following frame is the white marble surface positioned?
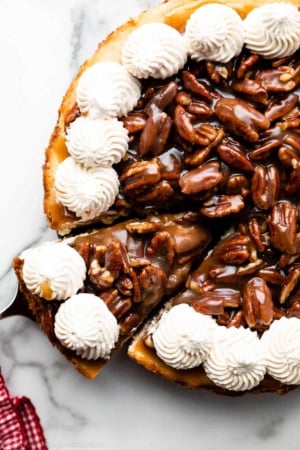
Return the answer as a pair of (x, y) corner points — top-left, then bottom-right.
(1, 1), (300, 449)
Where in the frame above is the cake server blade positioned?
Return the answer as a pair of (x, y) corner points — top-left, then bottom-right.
(0, 271), (33, 320)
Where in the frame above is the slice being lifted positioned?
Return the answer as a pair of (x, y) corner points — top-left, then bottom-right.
(13, 212), (210, 379)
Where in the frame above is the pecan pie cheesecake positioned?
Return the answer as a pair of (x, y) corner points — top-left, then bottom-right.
(13, 212), (210, 378)
(14, 0), (300, 395)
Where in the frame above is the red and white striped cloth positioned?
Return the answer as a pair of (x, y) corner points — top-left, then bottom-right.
(0, 370), (48, 449)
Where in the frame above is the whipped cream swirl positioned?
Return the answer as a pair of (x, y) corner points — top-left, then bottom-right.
(54, 293), (119, 360)
(54, 156), (119, 221)
(152, 304), (217, 370)
(76, 61), (141, 119)
(66, 116), (129, 169)
(203, 326), (266, 391)
(184, 4), (244, 63)
(262, 317), (300, 384)
(244, 3), (300, 59)
(122, 23), (187, 79)
(22, 242), (86, 301)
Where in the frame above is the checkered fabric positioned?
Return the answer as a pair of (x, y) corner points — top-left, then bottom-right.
(0, 370), (48, 449)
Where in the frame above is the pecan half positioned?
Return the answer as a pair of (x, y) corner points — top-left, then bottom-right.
(146, 230), (176, 268)
(280, 266), (300, 304)
(248, 218), (265, 252)
(192, 288), (241, 315)
(105, 292), (132, 320)
(225, 173), (250, 196)
(256, 66), (296, 92)
(258, 267), (285, 285)
(139, 265), (168, 293)
(123, 112), (147, 134)
(232, 79), (268, 105)
(120, 312), (142, 335)
(182, 70), (219, 102)
(278, 145), (300, 169)
(235, 53), (260, 79)
(120, 159), (161, 195)
(212, 234), (252, 265)
(251, 165), (280, 210)
(249, 127), (282, 161)
(144, 81), (178, 113)
(268, 201), (298, 254)
(179, 160), (222, 195)
(138, 109), (172, 156)
(243, 277), (274, 330)
(136, 180), (174, 204)
(215, 98), (270, 142)
(186, 101), (213, 120)
(200, 194), (244, 218)
(125, 219), (162, 235)
(265, 93), (298, 122)
(216, 138), (255, 172)
(285, 166), (300, 194)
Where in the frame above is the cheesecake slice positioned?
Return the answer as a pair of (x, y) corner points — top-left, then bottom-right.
(129, 204), (300, 394)
(13, 212), (210, 379)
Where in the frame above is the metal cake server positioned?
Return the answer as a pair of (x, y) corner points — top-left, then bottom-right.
(0, 271), (33, 320)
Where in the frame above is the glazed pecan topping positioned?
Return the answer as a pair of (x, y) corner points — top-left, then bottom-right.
(73, 213), (211, 336)
(120, 49), (300, 337)
(164, 199), (300, 334)
(114, 48), (300, 221)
